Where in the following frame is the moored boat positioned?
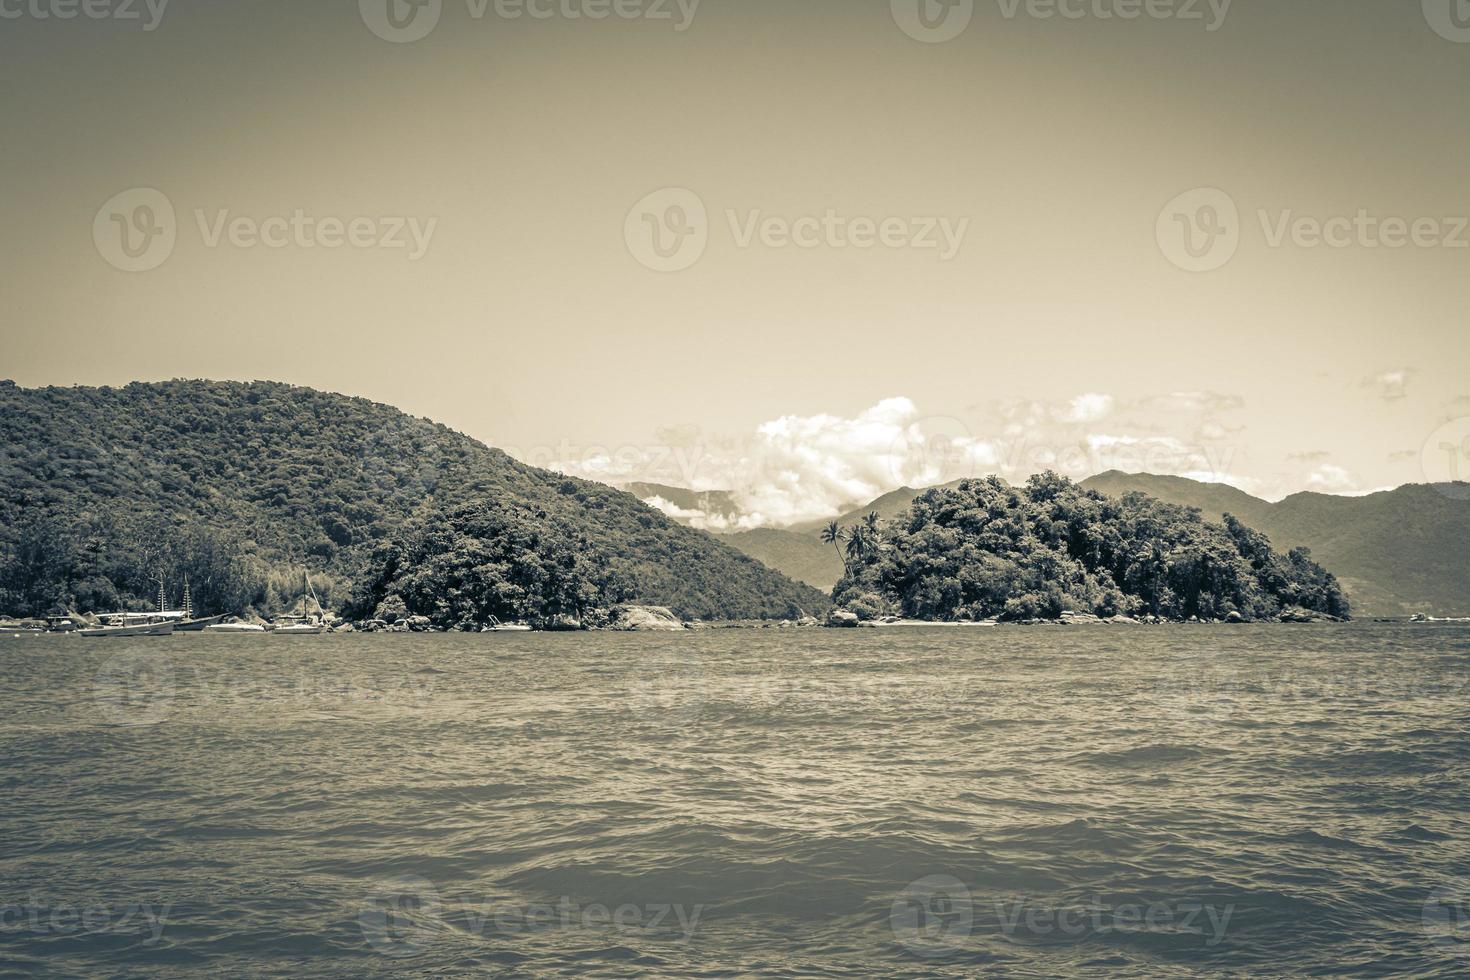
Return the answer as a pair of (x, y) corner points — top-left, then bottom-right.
(269, 568), (328, 635)
(272, 623), (325, 635)
(175, 614), (229, 632)
(80, 621), (176, 638)
(204, 622), (267, 634)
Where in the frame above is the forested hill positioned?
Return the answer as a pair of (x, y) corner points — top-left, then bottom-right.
(833, 474), (1351, 623)
(0, 380), (826, 622)
(1082, 471), (1470, 617)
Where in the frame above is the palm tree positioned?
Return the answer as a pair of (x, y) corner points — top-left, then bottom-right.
(845, 525), (867, 569)
(863, 511), (881, 540)
(821, 520), (846, 567)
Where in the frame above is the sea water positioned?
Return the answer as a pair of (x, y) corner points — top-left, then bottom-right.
(1, 623), (1468, 976)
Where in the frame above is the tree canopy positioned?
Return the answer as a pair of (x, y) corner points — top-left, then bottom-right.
(833, 473), (1350, 623)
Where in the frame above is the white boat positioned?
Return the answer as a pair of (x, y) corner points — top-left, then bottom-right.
(80, 621), (175, 638)
(269, 569), (328, 635)
(484, 618), (532, 632)
(204, 622), (267, 634)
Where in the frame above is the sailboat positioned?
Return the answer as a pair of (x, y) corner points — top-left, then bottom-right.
(173, 579), (227, 631)
(273, 569), (327, 634)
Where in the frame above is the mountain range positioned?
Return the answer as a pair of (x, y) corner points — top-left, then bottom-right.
(629, 474), (1470, 617)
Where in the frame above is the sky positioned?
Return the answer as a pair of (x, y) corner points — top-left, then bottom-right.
(3, 0), (1468, 527)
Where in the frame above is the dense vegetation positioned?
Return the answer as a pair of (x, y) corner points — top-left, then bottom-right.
(831, 474), (1351, 622)
(1083, 471), (1470, 617)
(0, 380), (825, 621)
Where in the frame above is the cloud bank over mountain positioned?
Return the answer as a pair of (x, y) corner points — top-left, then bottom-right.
(541, 391), (1274, 530)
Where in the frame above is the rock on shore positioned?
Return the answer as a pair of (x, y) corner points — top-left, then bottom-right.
(607, 605), (687, 631)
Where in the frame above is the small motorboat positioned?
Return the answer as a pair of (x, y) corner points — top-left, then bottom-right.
(484, 617), (532, 632)
(80, 621), (175, 638)
(204, 622), (267, 634)
(1, 619), (47, 634)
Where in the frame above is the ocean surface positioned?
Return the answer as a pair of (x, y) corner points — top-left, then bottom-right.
(2, 623), (1469, 977)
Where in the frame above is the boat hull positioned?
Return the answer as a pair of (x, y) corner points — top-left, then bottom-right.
(204, 623), (267, 634)
(175, 615), (228, 632)
(80, 623), (176, 638)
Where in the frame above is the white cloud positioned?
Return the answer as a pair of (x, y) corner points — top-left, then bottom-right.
(554, 397), (998, 530)
(1362, 368), (1415, 402)
(1060, 393), (1115, 423)
(550, 390), (1258, 529)
(1306, 463), (1357, 492)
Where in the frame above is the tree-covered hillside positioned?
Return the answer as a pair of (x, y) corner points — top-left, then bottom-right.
(0, 380), (826, 621)
(1082, 471), (1470, 616)
(833, 474), (1350, 622)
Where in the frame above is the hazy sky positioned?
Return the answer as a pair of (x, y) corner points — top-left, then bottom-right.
(3, 0), (1468, 522)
